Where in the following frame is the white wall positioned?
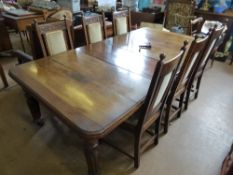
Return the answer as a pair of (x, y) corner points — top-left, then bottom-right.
(98, 0), (115, 8)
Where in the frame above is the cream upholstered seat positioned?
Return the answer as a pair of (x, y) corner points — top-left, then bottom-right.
(45, 30), (67, 55)
(112, 10), (131, 36)
(82, 14), (106, 45)
(153, 72), (172, 108)
(33, 19), (74, 57)
(115, 17), (128, 35)
(87, 22), (103, 44)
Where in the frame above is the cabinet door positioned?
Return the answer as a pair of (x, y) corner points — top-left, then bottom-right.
(0, 19), (12, 52)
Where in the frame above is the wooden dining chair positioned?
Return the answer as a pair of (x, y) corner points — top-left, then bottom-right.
(190, 17), (204, 36)
(112, 10), (131, 36)
(184, 25), (225, 110)
(82, 13), (106, 45)
(0, 63), (8, 88)
(33, 18), (74, 57)
(163, 35), (210, 134)
(104, 42), (188, 168)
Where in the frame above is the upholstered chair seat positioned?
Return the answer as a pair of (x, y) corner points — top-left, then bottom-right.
(82, 14), (106, 45)
(112, 10), (131, 36)
(45, 30), (67, 55)
(115, 17), (128, 35)
(87, 22), (103, 44)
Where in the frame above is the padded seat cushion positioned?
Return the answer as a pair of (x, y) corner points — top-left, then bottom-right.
(45, 30), (67, 55)
(87, 22), (103, 44)
(115, 17), (128, 35)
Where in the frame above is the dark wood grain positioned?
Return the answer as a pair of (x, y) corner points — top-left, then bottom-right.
(78, 28), (193, 77)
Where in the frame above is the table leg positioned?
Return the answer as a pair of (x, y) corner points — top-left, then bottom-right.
(24, 92), (44, 126)
(0, 64), (8, 88)
(84, 139), (100, 175)
(19, 31), (26, 52)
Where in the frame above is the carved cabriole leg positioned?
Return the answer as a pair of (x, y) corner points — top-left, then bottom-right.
(24, 91), (44, 126)
(83, 139), (100, 175)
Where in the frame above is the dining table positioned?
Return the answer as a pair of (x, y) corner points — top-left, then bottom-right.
(9, 27), (193, 175)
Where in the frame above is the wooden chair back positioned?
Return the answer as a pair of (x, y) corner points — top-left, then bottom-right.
(199, 25), (225, 71)
(82, 13), (106, 45)
(137, 43), (187, 135)
(130, 11), (155, 28)
(112, 10), (131, 36)
(33, 19), (74, 57)
(184, 25), (225, 110)
(191, 17), (204, 35)
(177, 35), (209, 89)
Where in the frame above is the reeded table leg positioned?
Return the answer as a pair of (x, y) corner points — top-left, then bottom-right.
(24, 92), (44, 126)
(84, 139), (100, 175)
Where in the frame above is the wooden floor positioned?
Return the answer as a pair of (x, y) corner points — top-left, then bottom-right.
(0, 33), (232, 175)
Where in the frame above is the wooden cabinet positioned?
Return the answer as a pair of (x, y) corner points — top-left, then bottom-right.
(0, 18), (12, 52)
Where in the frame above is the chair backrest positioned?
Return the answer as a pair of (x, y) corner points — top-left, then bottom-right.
(137, 42), (188, 132)
(33, 19), (74, 57)
(82, 13), (106, 45)
(199, 25), (225, 70)
(190, 17), (204, 35)
(130, 11), (155, 27)
(112, 10), (131, 36)
(48, 9), (73, 21)
(164, 0), (195, 35)
(177, 35), (210, 88)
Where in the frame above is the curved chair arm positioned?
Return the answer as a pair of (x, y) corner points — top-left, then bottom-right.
(12, 50), (33, 64)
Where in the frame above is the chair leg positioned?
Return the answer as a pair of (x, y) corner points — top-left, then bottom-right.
(163, 99), (172, 134)
(194, 76), (202, 99)
(0, 64), (8, 88)
(184, 85), (191, 111)
(134, 133), (141, 169)
(154, 119), (160, 145)
(210, 58), (215, 68)
(177, 92), (185, 118)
